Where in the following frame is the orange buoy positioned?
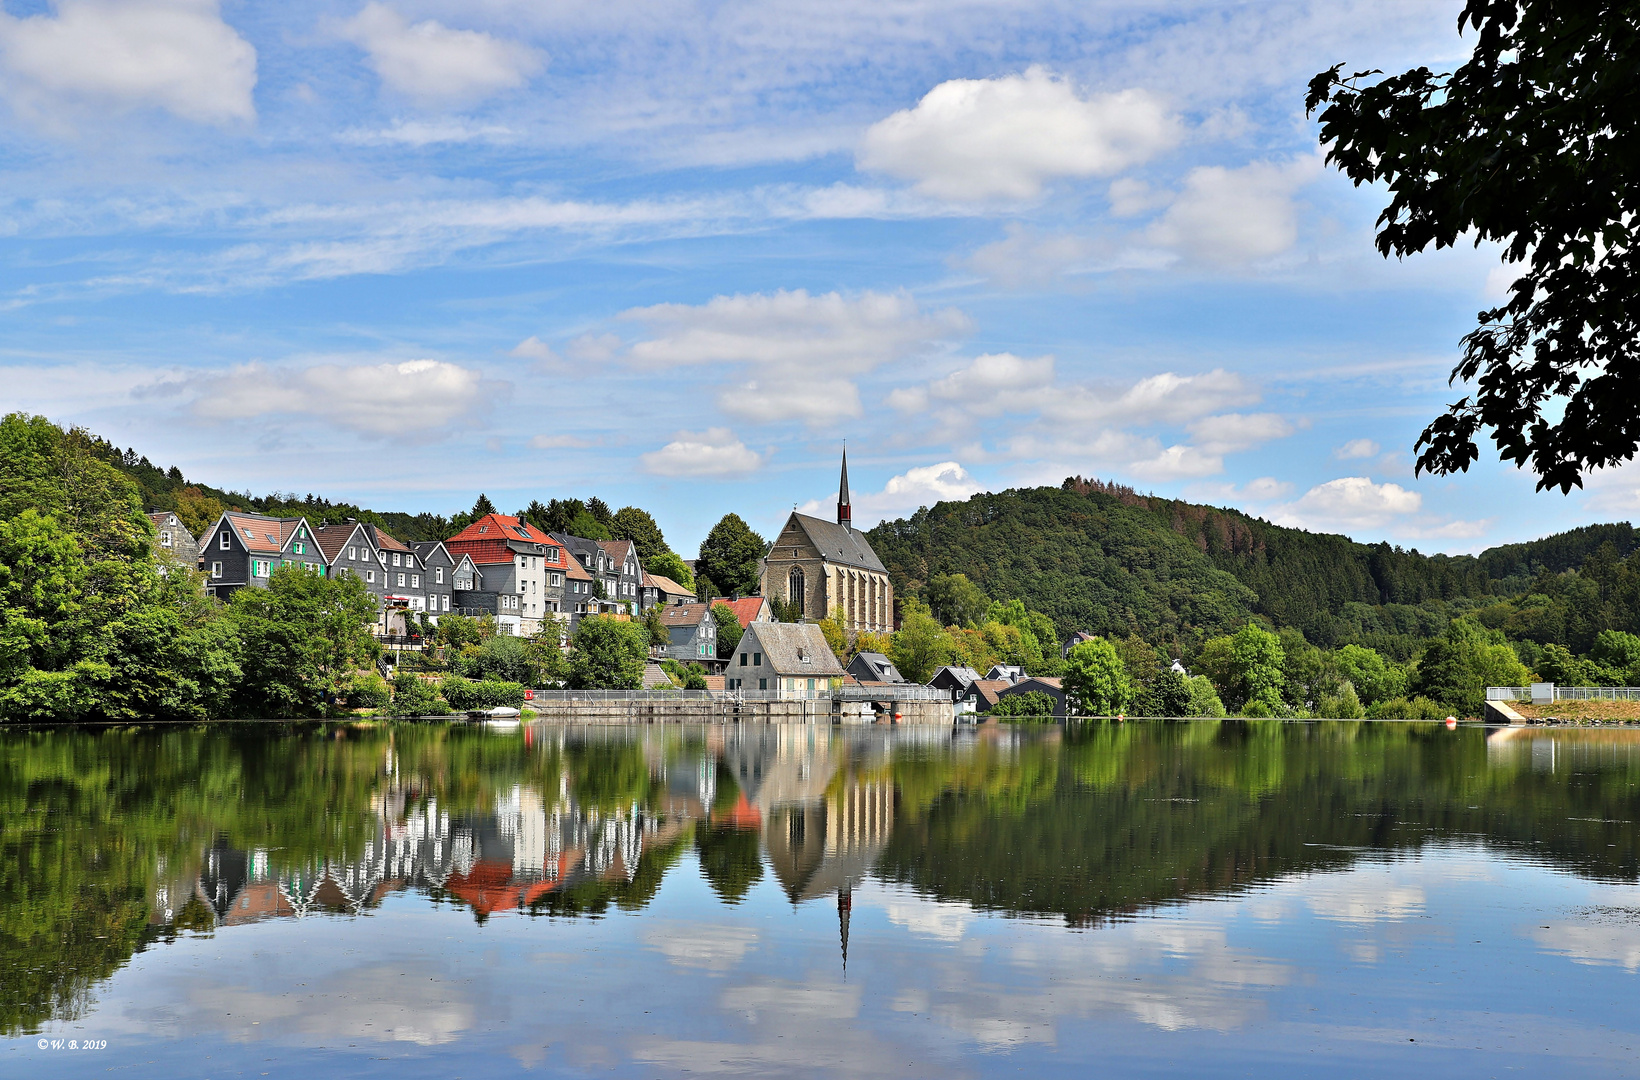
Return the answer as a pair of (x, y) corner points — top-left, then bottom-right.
(1445, 717), (1457, 729)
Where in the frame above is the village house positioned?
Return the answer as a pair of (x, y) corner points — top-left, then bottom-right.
(725, 622), (845, 699)
(598, 539), (645, 613)
(446, 514), (561, 635)
(996, 676), (1068, 717)
(410, 541), (458, 618)
(641, 571), (694, 610)
(928, 665), (982, 701)
(760, 450), (893, 636)
(846, 651), (905, 685)
(146, 511), (199, 570)
(198, 512), (325, 600)
(715, 595), (771, 631)
(553, 532), (637, 619)
(659, 602), (717, 664)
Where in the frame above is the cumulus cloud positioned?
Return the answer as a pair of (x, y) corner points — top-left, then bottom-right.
(341, 3), (544, 106)
(1186, 412), (1298, 455)
(180, 358), (489, 436)
(961, 225), (1101, 288)
(799, 461), (984, 526)
(620, 288), (967, 426)
(0, 0), (256, 127)
(1271, 476), (1422, 533)
(1149, 158), (1321, 265)
(1186, 476), (1295, 505)
(640, 427), (762, 477)
(1335, 438), (1381, 460)
(1044, 369), (1260, 427)
(857, 67), (1180, 201)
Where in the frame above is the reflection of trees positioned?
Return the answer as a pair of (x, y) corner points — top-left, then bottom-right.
(697, 825), (763, 904)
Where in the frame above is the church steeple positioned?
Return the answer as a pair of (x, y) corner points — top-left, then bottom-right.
(837, 446), (852, 530)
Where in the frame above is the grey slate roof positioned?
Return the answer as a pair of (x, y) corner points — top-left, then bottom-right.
(744, 622), (845, 676)
(847, 651), (905, 684)
(788, 512), (886, 573)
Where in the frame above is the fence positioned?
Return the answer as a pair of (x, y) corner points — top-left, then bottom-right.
(1487, 685), (1640, 702)
(527, 689), (713, 703)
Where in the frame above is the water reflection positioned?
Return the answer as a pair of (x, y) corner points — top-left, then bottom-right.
(5, 720), (1640, 1076)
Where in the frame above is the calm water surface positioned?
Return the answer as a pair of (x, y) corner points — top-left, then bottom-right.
(4, 720), (1640, 1079)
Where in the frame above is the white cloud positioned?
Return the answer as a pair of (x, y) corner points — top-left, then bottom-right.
(509, 335), (557, 361)
(1335, 438), (1380, 460)
(181, 358), (489, 436)
(962, 225), (1099, 288)
(621, 288), (967, 426)
(640, 427), (762, 477)
(1044, 369), (1259, 426)
(1149, 158), (1321, 265)
(1186, 412), (1298, 454)
(799, 461), (984, 526)
(0, 0), (256, 127)
(1187, 476), (1295, 505)
(341, 3), (545, 107)
(857, 66), (1181, 201)
(1271, 476), (1422, 533)
(529, 433), (593, 450)
(565, 333), (623, 362)
(644, 924), (760, 971)
(338, 117), (515, 146)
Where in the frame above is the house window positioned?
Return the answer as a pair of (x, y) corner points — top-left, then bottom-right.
(210, 561), (222, 578)
(160, 530), (172, 547)
(349, 546), (356, 560)
(292, 542), (304, 555)
(808, 678), (816, 691)
(436, 567), (444, 584)
(411, 575), (419, 588)
(753, 652), (762, 666)
(366, 569), (375, 583)
(220, 532), (230, 550)
(759, 678), (767, 690)
(739, 654), (747, 667)
(442, 595), (450, 611)
(397, 573), (405, 588)
(393, 553), (401, 567)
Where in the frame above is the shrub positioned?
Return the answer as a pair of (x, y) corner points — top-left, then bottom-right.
(989, 691), (1056, 720)
(1365, 695), (1449, 720)
(346, 674), (390, 711)
(391, 673), (442, 716)
(441, 676), (525, 710)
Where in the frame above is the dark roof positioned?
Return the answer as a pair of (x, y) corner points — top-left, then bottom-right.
(741, 623), (844, 676)
(787, 513), (886, 573)
(411, 541), (454, 565)
(967, 679), (1009, 710)
(929, 665), (981, 691)
(847, 651), (905, 684)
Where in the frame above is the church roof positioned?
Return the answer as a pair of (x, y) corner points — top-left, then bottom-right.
(786, 513), (886, 573)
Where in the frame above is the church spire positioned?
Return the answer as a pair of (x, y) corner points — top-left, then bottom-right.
(838, 887), (852, 974)
(837, 445), (852, 530)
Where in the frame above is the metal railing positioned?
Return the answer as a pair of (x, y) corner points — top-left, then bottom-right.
(835, 685), (948, 702)
(528, 689), (713, 702)
(1488, 685), (1640, 702)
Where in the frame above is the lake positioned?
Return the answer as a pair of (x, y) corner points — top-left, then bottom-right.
(4, 720), (1639, 1079)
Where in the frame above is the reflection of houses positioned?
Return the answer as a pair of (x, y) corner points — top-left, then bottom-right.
(765, 778), (895, 903)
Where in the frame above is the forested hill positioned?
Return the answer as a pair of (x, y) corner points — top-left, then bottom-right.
(866, 477), (1638, 656)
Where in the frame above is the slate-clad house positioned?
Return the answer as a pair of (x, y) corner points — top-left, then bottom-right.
(725, 622), (846, 698)
(447, 514), (561, 635)
(996, 676), (1068, 717)
(552, 532), (637, 618)
(759, 450), (893, 635)
(659, 602), (717, 663)
(199, 512), (325, 600)
(641, 572), (694, 611)
(313, 520), (440, 636)
(846, 651), (905, 685)
(147, 511), (199, 570)
(598, 539), (645, 614)
(929, 665), (982, 701)
(411, 541), (458, 618)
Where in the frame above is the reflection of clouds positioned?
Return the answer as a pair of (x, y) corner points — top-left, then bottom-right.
(644, 923), (760, 971)
(1303, 878), (1426, 925)
(187, 965), (473, 1046)
(881, 898), (972, 941)
(1532, 922), (1640, 972)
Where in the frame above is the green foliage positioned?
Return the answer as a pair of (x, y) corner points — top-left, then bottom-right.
(646, 550), (694, 589)
(566, 510), (612, 541)
(711, 602), (744, 659)
(610, 507), (669, 561)
(1149, 668), (1193, 718)
(643, 605), (670, 648)
(455, 634), (537, 684)
(441, 677), (527, 710)
(989, 691), (1056, 719)
(696, 825), (762, 903)
(925, 572), (989, 628)
(391, 673), (442, 716)
(697, 514), (766, 597)
(1185, 675), (1226, 718)
(1308, 2), (1640, 492)
(437, 613), (483, 650)
(1365, 696), (1449, 721)
(1063, 638), (1131, 716)
(769, 596), (803, 623)
(224, 566), (380, 718)
(1335, 644), (1406, 706)
(568, 616), (649, 689)
(1409, 619), (1530, 716)
(890, 599), (948, 683)
(347, 673), (391, 710)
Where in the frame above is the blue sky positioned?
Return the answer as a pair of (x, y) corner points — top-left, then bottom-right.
(2, 0), (1628, 556)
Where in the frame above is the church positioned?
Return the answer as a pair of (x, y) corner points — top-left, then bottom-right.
(760, 450), (895, 635)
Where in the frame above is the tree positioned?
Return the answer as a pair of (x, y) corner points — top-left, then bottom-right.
(642, 605), (670, 648)
(225, 566), (380, 717)
(696, 823), (763, 904)
(568, 615), (648, 689)
(711, 602), (744, 660)
(1410, 619), (1530, 714)
(586, 497), (614, 530)
(697, 514), (765, 597)
(926, 573), (989, 629)
(646, 550), (694, 589)
(1230, 624), (1287, 714)
(1063, 638), (1132, 717)
(611, 507), (667, 560)
(1307, 2), (1640, 492)
(1335, 645), (1406, 706)
(890, 599), (948, 683)
(989, 690), (1056, 719)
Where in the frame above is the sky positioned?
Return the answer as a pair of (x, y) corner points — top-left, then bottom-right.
(2, 0), (1632, 556)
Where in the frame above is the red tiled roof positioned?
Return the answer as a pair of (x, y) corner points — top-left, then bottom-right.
(447, 514), (562, 567)
(374, 527), (413, 554)
(312, 523), (359, 563)
(713, 596), (766, 629)
(222, 512), (294, 555)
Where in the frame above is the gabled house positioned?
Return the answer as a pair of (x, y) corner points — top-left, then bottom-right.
(552, 532), (635, 618)
(714, 596), (771, 630)
(846, 651), (905, 685)
(986, 664), (1026, 683)
(962, 679), (1011, 714)
(929, 665), (982, 700)
(642, 572), (694, 611)
(146, 511), (199, 570)
(411, 541), (458, 619)
(1062, 631), (1099, 658)
(726, 622), (845, 698)
(597, 539), (644, 614)
(659, 602), (717, 663)
(447, 514), (563, 635)
(997, 676), (1067, 717)
(314, 520), (435, 636)
(199, 512), (324, 600)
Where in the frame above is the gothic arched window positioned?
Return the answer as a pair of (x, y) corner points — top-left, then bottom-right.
(788, 567), (806, 616)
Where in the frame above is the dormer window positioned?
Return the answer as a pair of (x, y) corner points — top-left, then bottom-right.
(478, 525), (488, 534)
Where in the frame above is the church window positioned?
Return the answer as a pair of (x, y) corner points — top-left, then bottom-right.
(788, 567), (805, 615)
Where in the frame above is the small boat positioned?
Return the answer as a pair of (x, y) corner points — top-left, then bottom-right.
(466, 706), (523, 723)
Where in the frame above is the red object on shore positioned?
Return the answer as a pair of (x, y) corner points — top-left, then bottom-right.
(1445, 717), (1458, 729)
